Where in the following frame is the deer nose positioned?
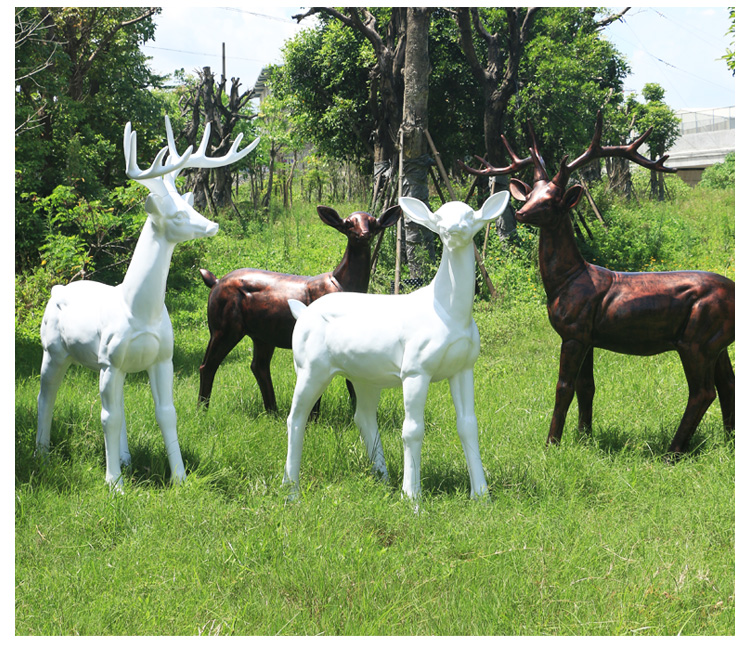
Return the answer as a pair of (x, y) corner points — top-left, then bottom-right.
(206, 221), (219, 236)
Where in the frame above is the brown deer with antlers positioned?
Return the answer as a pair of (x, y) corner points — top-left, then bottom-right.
(197, 205), (402, 413)
(461, 112), (734, 455)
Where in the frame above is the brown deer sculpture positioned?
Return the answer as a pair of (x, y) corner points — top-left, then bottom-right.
(460, 112), (734, 455)
(198, 204), (402, 413)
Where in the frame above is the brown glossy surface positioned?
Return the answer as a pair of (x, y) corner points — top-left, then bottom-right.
(198, 205), (401, 412)
(463, 113), (735, 454)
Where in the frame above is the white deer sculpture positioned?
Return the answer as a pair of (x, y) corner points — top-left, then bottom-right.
(36, 115), (259, 489)
(283, 191), (510, 501)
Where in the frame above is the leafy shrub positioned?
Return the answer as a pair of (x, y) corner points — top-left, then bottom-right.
(699, 153), (735, 190)
(23, 183), (148, 285)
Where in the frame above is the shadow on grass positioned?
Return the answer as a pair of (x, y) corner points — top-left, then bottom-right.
(582, 421), (732, 461)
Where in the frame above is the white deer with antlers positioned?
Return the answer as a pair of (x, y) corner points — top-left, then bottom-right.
(283, 191), (509, 501)
(36, 115), (259, 489)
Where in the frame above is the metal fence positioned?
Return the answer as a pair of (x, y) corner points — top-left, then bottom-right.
(677, 107), (735, 135)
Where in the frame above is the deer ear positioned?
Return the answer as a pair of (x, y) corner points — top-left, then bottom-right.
(563, 185), (584, 210)
(476, 190), (510, 222)
(376, 204), (402, 230)
(183, 192), (195, 207)
(398, 197), (438, 233)
(144, 194), (164, 217)
(510, 178), (531, 202)
(317, 206), (346, 230)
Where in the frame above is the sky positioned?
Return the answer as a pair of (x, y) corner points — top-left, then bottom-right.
(141, 4), (736, 112)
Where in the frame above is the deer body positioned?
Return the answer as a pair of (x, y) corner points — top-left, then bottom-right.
(36, 116), (258, 489)
(282, 192), (509, 501)
(463, 111), (735, 454)
(197, 205), (401, 412)
(533, 205), (734, 451)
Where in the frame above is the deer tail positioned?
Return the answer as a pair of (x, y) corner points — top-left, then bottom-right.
(199, 268), (217, 289)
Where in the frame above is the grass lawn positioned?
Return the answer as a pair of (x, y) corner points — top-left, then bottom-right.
(15, 193), (735, 635)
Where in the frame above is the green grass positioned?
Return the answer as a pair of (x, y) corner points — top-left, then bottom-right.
(15, 190), (735, 635)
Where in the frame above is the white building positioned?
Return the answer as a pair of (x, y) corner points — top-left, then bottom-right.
(666, 107), (734, 185)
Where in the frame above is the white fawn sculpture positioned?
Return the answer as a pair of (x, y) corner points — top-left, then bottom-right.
(282, 191), (510, 501)
(36, 115), (259, 489)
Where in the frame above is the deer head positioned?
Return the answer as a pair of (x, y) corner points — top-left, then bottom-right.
(123, 115), (260, 243)
(401, 193), (508, 251)
(459, 111), (676, 228)
(316, 204), (402, 246)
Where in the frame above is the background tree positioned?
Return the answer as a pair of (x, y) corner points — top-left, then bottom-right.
(15, 6), (166, 270)
(507, 8), (630, 166)
(254, 93), (306, 209)
(631, 83), (680, 200)
(176, 66), (257, 210)
(293, 7), (407, 201)
(400, 7), (436, 280)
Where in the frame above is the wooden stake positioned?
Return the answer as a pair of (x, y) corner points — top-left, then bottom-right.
(394, 131), (404, 295)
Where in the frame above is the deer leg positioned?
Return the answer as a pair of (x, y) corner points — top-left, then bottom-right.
(575, 346), (595, 433)
(283, 367), (333, 499)
(352, 383), (388, 482)
(148, 360), (186, 484)
(198, 328), (244, 408)
(548, 340), (588, 446)
(119, 415), (131, 468)
(669, 350), (717, 455)
(251, 341), (278, 413)
(148, 359), (185, 483)
(36, 349), (72, 455)
(401, 374), (431, 500)
(449, 369), (489, 500)
(99, 366), (127, 491)
(714, 348), (735, 433)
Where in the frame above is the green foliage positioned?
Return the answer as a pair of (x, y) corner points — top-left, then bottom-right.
(699, 153), (735, 190)
(504, 7), (630, 166)
(15, 7), (171, 269)
(576, 174), (734, 278)
(721, 8), (735, 75)
(270, 21), (372, 166)
(27, 183), (148, 283)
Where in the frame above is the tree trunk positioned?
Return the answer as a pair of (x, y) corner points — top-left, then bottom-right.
(455, 8), (537, 237)
(401, 8), (435, 281)
(262, 143), (276, 208)
(179, 66), (255, 209)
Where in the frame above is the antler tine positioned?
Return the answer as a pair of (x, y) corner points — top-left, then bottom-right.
(553, 110), (676, 188)
(612, 126), (677, 173)
(552, 110), (604, 187)
(123, 120), (192, 184)
(458, 135), (534, 177)
(526, 120), (549, 183)
(162, 115), (260, 176)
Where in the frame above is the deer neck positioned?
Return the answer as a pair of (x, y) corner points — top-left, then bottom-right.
(120, 217), (175, 322)
(431, 242), (476, 322)
(332, 241), (371, 292)
(538, 212), (586, 299)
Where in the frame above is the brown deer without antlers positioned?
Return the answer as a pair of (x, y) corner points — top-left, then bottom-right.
(198, 204), (402, 412)
(461, 112), (734, 455)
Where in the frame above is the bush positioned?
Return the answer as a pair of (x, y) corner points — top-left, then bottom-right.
(22, 183), (149, 285)
(699, 153), (735, 190)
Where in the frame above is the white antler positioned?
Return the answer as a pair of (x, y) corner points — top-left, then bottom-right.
(123, 120), (193, 190)
(167, 115), (260, 170)
(124, 116), (260, 195)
